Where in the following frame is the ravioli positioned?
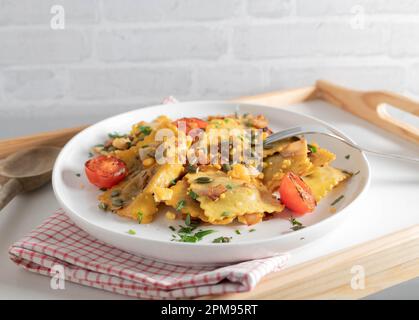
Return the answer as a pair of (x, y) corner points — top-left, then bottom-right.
(308, 144), (336, 168)
(143, 163), (184, 196)
(116, 192), (157, 223)
(91, 112), (351, 227)
(186, 171), (283, 223)
(302, 166), (350, 202)
(165, 179), (204, 218)
(263, 156), (313, 191)
(262, 138), (296, 157)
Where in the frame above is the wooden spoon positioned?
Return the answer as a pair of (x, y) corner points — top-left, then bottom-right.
(0, 146), (61, 210)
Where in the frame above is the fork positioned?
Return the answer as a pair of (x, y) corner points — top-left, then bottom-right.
(263, 124), (419, 163)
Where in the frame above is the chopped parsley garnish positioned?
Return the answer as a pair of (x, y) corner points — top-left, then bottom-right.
(345, 154), (351, 160)
(221, 211), (230, 217)
(331, 195), (344, 206)
(226, 184), (233, 190)
(185, 213), (191, 226)
(168, 213), (220, 243)
(75, 173), (81, 177)
(108, 132), (126, 139)
(176, 199), (186, 211)
(307, 144), (317, 153)
(139, 125), (152, 136)
(173, 225), (216, 243)
(178, 225), (195, 234)
(249, 228), (256, 232)
(235, 230), (241, 235)
(194, 230), (216, 240)
(170, 179), (177, 186)
(188, 190), (199, 200)
(212, 236), (232, 243)
(127, 229), (136, 235)
(290, 218), (305, 231)
(137, 211), (143, 224)
(98, 202), (108, 211)
(177, 234), (199, 243)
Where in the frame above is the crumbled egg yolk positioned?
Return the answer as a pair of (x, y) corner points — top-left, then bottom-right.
(165, 211), (176, 220)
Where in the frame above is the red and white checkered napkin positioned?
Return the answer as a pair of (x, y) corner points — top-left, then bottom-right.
(9, 210), (288, 299)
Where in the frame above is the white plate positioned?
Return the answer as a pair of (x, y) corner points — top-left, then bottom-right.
(52, 101), (370, 266)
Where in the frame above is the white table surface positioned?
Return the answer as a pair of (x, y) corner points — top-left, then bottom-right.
(1, 100), (419, 299)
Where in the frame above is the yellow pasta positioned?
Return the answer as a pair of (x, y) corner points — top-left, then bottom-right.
(263, 139), (314, 191)
(186, 171), (283, 223)
(308, 143), (336, 168)
(302, 166), (350, 202)
(90, 112), (351, 227)
(165, 179), (204, 218)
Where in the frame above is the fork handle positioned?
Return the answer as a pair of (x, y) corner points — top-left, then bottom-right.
(316, 80), (419, 145)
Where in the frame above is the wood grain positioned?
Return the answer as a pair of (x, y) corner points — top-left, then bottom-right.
(0, 125), (87, 159)
(200, 225), (419, 300)
(316, 80), (419, 144)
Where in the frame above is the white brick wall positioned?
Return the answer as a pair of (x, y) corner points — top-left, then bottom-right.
(1, 0), (419, 118)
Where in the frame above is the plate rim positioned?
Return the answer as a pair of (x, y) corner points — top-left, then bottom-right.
(52, 100), (371, 248)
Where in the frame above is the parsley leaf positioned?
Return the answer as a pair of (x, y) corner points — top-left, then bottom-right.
(108, 132), (126, 139)
(308, 144), (317, 153)
(331, 195), (344, 206)
(185, 213), (191, 226)
(137, 211), (143, 224)
(194, 230), (216, 240)
(139, 126), (152, 136)
(176, 199), (186, 211)
(212, 237), (232, 243)
(290, 217), (305, 231)
(188, 190), (199, 200)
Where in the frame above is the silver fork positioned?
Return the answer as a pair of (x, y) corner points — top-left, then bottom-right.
(263, 124), (419, 163)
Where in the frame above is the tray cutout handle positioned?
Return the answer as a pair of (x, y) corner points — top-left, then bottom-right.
(316, 80), (419, 144)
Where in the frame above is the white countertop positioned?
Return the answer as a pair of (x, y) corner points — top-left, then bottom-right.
(1, 100), (419, 299)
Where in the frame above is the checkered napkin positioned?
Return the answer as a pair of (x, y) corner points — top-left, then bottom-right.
(9, 210), (288, 299)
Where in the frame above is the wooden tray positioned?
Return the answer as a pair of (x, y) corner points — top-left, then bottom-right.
(1, 80), (419, 299)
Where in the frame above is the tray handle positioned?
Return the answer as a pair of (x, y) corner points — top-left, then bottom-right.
(0, 125), (87, 159)
(316, 80), (419, 144)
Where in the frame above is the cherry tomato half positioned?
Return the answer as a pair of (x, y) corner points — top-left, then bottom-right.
(85, 155), (128, 189)
(279, 172), (316, 214)
(173, 117), (208, 134)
